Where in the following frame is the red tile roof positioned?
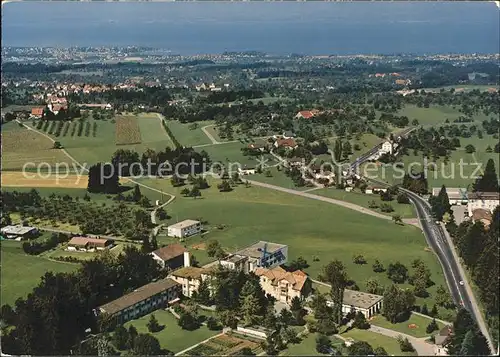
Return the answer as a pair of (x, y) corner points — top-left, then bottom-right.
(276, 138), (297, 148)
(31, 107), (44, 116)
(152, 244), (187, 261)
(255, 266), (309, 292)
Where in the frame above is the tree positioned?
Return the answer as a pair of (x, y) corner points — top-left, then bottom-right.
(217, 180), (232, 192)
(353, 254), (367, 264)
(147, 314), (161, 333)
(206, 317), (221, 331)
(53, 141), (62, 149)
(352, 311), (370, 329)
(348, 341), (374, 356)
(435, 285), (453, 308)
(87, 163), (120, 194)
(127, 325), (138, 350)
(320, 260), (347, 324)
(392, 214), (403, 225)
(366, 277), (382, 295)
(241, 294), (261, 326)
(426, 318), (439, 334)
(387, 262), (408, 283)
(382, 284), (415, 323)
(421, 304), (429, 316)
(465, 144), (476, 153)
(113, 325), (129, 350)
(459, 330), (476, 356)
(397, 336), (415, 352)
(235, 347), (256, 356)
(447, 308), (490, 356)
(178, 311), (200, 331)
(279, 308), (294, 326)
(333, 139), (343, 163)
(410, 260), (432, 298)
(373, 346), (388, 356)
(189, 186), (201, 199)
(473, 158), (499, 192)
(430, 185), (451, 221)
(180, 188), (190, 197)
(315, 334), (331, 354)
(288, 256), (309, 271)
(132, 184), (142, 202)
(206, 240), (225, 260)
(372, 259), (385, 273)
(290, 296), (306, 326)
(193, 279), (212, 306)
(133, 333), (162, 355)
(397, 193), (410, 204)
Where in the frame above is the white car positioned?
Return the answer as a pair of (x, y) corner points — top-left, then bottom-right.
(459, 280), (464, 286)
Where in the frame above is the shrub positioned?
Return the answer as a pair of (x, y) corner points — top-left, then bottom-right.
(353, 254), (367, 265)
(397, 336), (415, 352)
(426, 318), (439, 334)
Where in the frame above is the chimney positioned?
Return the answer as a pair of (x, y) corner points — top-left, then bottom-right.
(183, 251), (191, 267)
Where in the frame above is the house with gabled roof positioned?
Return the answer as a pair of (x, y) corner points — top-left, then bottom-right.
(254, 266), (311, 304)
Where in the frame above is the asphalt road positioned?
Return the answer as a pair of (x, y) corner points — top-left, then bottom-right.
(349, 126), (494, 352)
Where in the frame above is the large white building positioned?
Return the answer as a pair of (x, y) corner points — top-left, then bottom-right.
(167, 219), (202, 238)
(220, 241), (288, 273)
(432, 187), (468, 206)
(467, 192), (500, 216)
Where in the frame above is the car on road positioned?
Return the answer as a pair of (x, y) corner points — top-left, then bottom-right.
(459, 280), (464, 286)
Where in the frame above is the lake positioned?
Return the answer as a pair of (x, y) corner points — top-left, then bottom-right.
(2, 1), (499, 55)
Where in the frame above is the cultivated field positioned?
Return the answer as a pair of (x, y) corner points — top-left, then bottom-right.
(1, 172), (88, 188)
(137, 177), (448, 310)
(115, 115), (142, 145)
(30, 114), (172, 165)
(2, 122), (71, 171)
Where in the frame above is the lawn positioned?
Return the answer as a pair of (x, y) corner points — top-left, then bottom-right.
(1, 240), (78, 305)
(2, 121), (72, 171)
(396, 104), (490, 127)
(370, 313), (446, 338)
(281, 333), (345, 356)
(164, 120), (214, 147)
(124, 309), (219, 353)
(248, 166), (313, 191)
(341, 328), (417, 355)
(313, 188), (417, 218)
(136, 176), (448, 310)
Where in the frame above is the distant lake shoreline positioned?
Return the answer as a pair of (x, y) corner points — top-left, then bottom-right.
(2, 1), (499, 55)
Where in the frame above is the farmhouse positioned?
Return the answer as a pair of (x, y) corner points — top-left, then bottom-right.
(167, 219), (202, 238)
(67, 237), (114, 251)
(325, 289), (383, 319)
(151, 244), (190, 270)
(30, 107), (45, 118)
(434, 325), (453, 356)
(95, 278), (180, 324)
(380, 141), (393, 155)
(431, 187), (468, 205)
(254, 267), (311, 304)
(274, 138), (298, 149)
(467, 192), (500, 216)
(221, 241), (288, 273)
(295, 110), (320, 119)
(0, 225), (39, 240)
(169, 266), (212, 298)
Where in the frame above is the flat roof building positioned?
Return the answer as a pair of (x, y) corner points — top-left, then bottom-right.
(0, 225), (39, 240)
(221, 241), (288, 273)
(324, 287), (383, 319)
(167, 219), (202, 238)
(96, 278), (180, 324)
(432, 187), (468, 205)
